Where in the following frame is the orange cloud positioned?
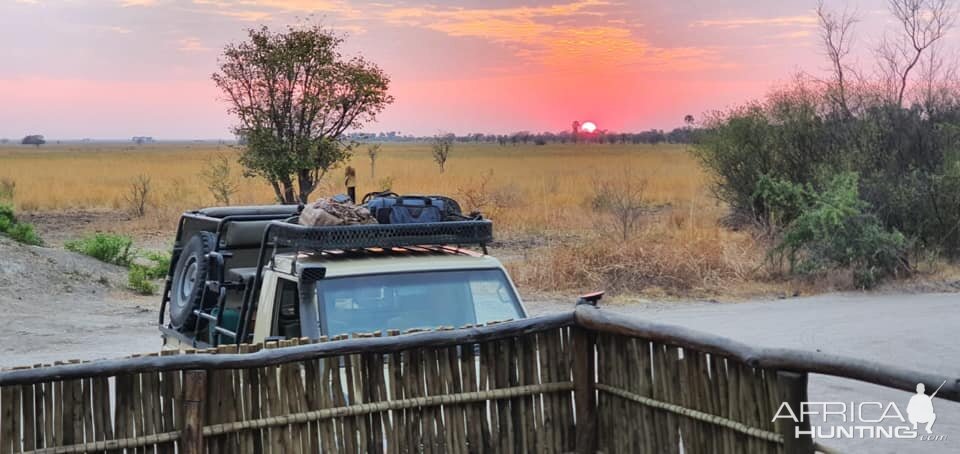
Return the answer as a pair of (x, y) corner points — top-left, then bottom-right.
(381, 0), (719, 72)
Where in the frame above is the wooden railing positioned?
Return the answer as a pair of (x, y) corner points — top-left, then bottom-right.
(0, 306), (957, 453)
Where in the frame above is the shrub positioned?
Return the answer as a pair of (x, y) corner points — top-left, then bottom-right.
(0, 203), (42, 245)
(124, 174), (151, 217)
(6, 222), (42, 246)
(772, 173), (909, 288)
(128, 264), (157, 295)
(589, 171), (651, 241)
(0, 204), (15, 232)
(752, 174), (813, 230)
(65, 233), (134, 266)
(695, 80), (960, 263)
(510, 228), (763, 295)
(200, 153), (239, 205)
(142, 251), (172, 279)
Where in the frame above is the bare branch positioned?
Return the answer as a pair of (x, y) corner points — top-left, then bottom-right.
(878, 0), (956, 106)
(817, 0), (860, 115)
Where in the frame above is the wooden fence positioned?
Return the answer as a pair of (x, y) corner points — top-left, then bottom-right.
(1, 306), (958, 453)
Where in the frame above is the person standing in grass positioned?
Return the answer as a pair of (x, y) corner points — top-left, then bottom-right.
(344, 166), (357, 203)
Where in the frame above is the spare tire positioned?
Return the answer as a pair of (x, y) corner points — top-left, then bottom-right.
(169, 231), (217, 329)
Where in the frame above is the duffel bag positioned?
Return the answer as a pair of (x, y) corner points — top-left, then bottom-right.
(363, 193), (465, 224)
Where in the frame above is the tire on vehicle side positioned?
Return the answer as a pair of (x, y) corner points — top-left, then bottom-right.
(169, 231), (217, 330)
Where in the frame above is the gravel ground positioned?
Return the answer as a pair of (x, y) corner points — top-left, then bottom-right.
(0, 237), (160, 366)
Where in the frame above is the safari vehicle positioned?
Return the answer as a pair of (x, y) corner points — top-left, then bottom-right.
(158, 200), (526, 349)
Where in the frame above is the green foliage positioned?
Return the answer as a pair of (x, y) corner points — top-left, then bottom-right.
(752, 174), (813, 228)
(64, 232), (167, 293)
(65, 233), (134, 266)
(0, 204), (15, 232)
(0, 203), (42, 246)
(6, 222), (42, 246)
(141, 251), (171, 279)
(772, 173), (909, 288)
(695, 81), (960, 261)
(127, 264), (157, 295)
(214, 24), (394, 203)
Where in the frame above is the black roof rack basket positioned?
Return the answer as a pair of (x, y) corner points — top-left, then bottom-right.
(265, 219), (494, 251)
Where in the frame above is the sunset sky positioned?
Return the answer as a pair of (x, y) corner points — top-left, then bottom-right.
(0, 0), (916, 139)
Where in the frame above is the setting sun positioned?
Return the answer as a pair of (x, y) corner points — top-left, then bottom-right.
(581, 121), (597, 133)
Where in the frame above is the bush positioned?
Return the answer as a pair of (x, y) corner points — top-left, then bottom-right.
(7, 222), (42, 246)
(124, 174), (151, 217)
(141, 251), (171, 279)
(510, 229), (763, 295)
(0, 204), (15, 232)
(65, 233), (134, 266)
(752, 174), (814, 230)
(771, 173), (909, 288)
(200, 153), (239, 205)
(0, 203), (42, 245)
(589, 171), (651, 241)
(695, 80), (960, 264)
(128, 264), (157, 295)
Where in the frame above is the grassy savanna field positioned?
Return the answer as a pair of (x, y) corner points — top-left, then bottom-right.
(0, 142), (801, 298)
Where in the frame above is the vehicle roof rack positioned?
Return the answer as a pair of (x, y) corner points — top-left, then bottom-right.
(264, 219), (494, 251)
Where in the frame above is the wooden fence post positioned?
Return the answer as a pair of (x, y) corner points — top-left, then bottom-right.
(182, 370), (207, 454)
(776, 371), (813, 454)
(572, 326), (597, 454)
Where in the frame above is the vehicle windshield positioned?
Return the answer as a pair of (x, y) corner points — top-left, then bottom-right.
(318, 269), (523, 337)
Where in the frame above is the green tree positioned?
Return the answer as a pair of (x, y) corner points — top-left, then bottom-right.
(213, 25), (393, 203)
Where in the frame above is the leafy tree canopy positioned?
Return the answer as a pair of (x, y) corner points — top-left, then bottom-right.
(213, 24), (393, 203)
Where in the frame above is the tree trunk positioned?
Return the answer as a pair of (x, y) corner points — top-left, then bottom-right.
(270, 181), (285, 204)
(297, 170), (315, 204)
(279, 176), (297, 204)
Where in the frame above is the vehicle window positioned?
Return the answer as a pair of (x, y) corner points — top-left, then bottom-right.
(470, 279), (523, 323)
(318, 269), (522, 337)
(273, 278), (300, 339)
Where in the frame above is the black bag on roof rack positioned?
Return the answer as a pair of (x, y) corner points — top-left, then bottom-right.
(362, 191), (475, 224)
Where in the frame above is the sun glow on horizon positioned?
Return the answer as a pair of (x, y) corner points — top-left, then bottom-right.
(581, 121), (597, 133)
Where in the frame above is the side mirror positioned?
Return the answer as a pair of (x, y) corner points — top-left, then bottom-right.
(576, 291), (605, 306)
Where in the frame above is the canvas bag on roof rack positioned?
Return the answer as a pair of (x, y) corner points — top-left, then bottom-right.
(299, 196), (378, 226)
(362, 191), (474, 224)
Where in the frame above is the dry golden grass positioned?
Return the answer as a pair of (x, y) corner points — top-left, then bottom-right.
(0, 142), (774, 297)
(0, 142), (717, 233)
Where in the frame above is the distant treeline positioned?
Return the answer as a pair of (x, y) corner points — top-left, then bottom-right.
(346, 127), (699, 145)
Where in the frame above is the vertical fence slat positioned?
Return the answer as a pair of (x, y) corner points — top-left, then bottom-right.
(572, 326), (596, 454)
(20, 381), (34, 452)
(181, 370), (206, 454)
(777, 371), (813, 454)
(460, 339), (481, 454)
(1, 385), (14, 454)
